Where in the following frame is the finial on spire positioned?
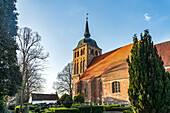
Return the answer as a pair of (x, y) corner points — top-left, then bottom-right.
(84, 13), (91, 38)
(86, 13), (89, 20)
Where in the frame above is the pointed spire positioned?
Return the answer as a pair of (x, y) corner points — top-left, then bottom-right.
(84, 13), (91, 38)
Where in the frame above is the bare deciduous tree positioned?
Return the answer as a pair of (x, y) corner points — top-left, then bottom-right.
(53, 62), (73, 97)
(17, 27), (49, 112)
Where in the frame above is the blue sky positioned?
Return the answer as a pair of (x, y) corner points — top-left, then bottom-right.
(16, 0), (170, 94)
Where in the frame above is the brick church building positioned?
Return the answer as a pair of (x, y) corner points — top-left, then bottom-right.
(72, 17), (170, 104)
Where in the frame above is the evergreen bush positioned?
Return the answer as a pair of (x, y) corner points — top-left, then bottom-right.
(79, 106), (91, 113)
(62, 95), (73, 108)
(92, 106), (103, 113)
(55, 107), (79, 113)
(74, 93), (84, 103)
(123, 110), (133, 113)
(127, 30), (170, 113)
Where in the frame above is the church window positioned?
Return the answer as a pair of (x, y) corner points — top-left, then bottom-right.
(74, 63), (76, 74)
(83, 60), (85, 72)
(100, 82), (102, 92)
(95, 51), (98, 56)
(77, 63), (79, 74)
(81, 49), (83, 55)
(118, 82), (120, 92)
(112, 81), (120, 93)
(91, 49), (94, 55)
(85, 83), (88, 97)
(77, 51), (79, 57)
(80, 61), (82, 73)
(74, 52), (76, 58)
(83, 48), (85, 54)
(89, 48), (91, 54)
(98, 51), (100, 56)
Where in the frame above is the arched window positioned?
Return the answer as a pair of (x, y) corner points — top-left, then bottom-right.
(83, 60), (85, 72)
(95, 51), (98, 56)
(98, 51), (101, 56)
(112, 81), (120, 93)
(81, 49), (83, 55)
(74, 63), (76, 74)
(77, 63), (79, 74)
(85, 83), (88, 97)
(100, 82), (102, 92)
(91, 49), (94, 55)
(74, 52), (76, 58)
(89, 48), (91, 54)
(80, 61), (82, 73)
(77, 51), (79, 57)
(83, 48), (85, 54)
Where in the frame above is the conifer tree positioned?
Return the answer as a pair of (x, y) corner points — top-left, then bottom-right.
(127, 30), (170, 113)
(0, 0), (22, 112)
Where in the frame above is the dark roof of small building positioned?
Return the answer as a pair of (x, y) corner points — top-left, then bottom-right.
(31, 93), (59, 101)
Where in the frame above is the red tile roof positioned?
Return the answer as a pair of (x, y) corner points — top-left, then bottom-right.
(77, 41), (170, 83)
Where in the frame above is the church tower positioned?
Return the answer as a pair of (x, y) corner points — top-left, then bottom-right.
(72, 15), (102, 97)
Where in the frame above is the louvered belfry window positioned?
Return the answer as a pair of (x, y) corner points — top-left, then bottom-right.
(112, 81), (120, 93)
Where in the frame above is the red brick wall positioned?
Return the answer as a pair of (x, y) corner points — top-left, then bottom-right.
(156, 41), (170, 67)
(102, 78), (129, 103)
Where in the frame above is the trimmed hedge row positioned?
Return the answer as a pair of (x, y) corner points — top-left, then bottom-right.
(79, 106), (91, 113)
(123, 110), (133, 113)
(100, 105), (131, 111)
(55, 108), (79, 113)
(53, 106), (103, 113)
(92, 106), (103, 113)
(110, 107), (131, 111)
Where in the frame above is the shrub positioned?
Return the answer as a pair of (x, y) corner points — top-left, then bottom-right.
(92, 106), (103, 113)
(100, 105), (110, 111)
(62, 95), (73, 108)
(79, 106), (91, 113)
(74, 93), (84, 103)
(15, 105), (26, 113)
(57, 105), (64, 108)
(55, 107), (79, 113)
(71, 103), (81, 108)
(56, 100), (61, 105)
(110, 107), (131, 111)
(8, 104), (15, 110)
(110, 104), (120, 107)
(59, 94), (70, 104)
(123, 110), (133, 113)
(49, 107), (58, 113)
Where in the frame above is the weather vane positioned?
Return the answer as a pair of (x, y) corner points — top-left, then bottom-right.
(86, 13), (89, 20)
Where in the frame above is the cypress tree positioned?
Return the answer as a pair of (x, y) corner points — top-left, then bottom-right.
(127, 30), (170, 113)
(0, 0), (22, 111)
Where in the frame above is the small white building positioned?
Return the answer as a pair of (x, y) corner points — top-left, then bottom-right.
(29, 93), (58, 104)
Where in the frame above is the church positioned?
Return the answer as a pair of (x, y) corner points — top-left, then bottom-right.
(72, 17), (170, 104)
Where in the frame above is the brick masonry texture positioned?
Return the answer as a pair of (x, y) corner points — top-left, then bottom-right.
(73, 41), (170, 103)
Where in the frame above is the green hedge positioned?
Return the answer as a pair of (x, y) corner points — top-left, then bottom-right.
(79, 106), (91, 113)
(110, 107), (131, 111)
(71, 103), (81, 108)
(100, 105), (131, 111)
(92, 106), (103, 113)
(123, 110), (133, 113)
(55, 107), (79, 113)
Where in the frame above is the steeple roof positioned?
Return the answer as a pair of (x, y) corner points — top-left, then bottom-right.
(84, 16), (91, 38)
(74, 14), (101, 50)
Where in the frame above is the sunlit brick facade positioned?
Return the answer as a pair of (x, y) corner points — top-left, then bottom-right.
(72, 17), (170, 104)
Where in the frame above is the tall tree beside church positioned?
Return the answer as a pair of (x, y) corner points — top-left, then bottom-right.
(53, 62), (73, 97)
(127, 30), (170, 113)
(0, 0), (22, 112)
(17, 27), (49, 112)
